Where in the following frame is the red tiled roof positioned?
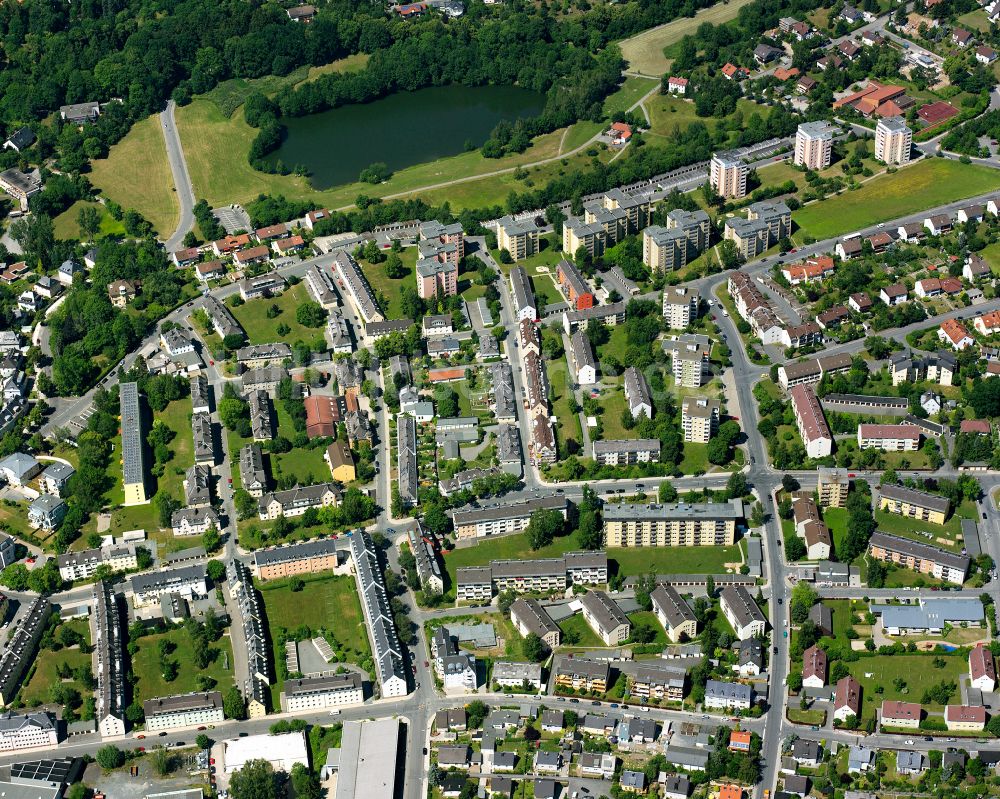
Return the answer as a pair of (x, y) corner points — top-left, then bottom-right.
(918, 101), (959, 125)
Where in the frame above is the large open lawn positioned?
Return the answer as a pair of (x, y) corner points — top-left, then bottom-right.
(793, 159), (1000, 240)
(230, 283), (327, 347)
(844, 653), (967, 722)
(558, 613), (605, 648)
(360, 248), (417, 320)
(20, 620), (92, 707)
(609, 544), (744, 576)
(258, 573), (371, 705)
(258, 573), (370, 656)
(53, 200), (127, 241)
(602, 76), (659, 117)
(132, 626), (235, 703)
(89, 114), (178, 237)
(618, 0), (757, 76)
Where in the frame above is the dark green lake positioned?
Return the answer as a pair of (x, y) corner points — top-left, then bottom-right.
(266, 84), (547, 189)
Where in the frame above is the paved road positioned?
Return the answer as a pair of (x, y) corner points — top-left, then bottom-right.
(160, 100), (197, 253)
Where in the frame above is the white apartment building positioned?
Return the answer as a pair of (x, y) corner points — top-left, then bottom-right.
(0, 712), (59, 752)
(662, 286), (699, 329)
(143, 692), (225, 731)
(283, 673), (364, 712)
(681, 397), (720, 443)
(57, 545), (138, 581)
(875, 117), (912, 165)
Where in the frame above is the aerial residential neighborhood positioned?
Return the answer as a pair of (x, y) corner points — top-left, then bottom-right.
(11, 0), (1000, 796)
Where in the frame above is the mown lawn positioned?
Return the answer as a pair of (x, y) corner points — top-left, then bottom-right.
(845, 653), (967, 723)
(258, 573), (370, 656)
(89, 114), (178, 237)
(20, 620), (92, 707)
(132, 626), (235, 703)
(602, 76), (659, 116)
(360, 248), (417, 321)
(793, 159), (1000, 240)
(610, 544), (744, 576)
(230, 283), (328, 347)
(618, 0), (756, 76)
(626, 611), (668, 645)
(558, 613), (605, 648)
(258, 573), (371, 706)
(53, 200), (127, 241)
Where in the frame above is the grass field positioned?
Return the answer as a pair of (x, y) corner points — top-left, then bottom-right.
(873, 510), (964, 552)
(956, 8), (991, 31)
(20, 620), (92, 707)
(558, 613), (605, 648)
(845, 653), (966, 722)
(603, 76), (659, 117)
(53, 201), (127, 241)
(361, 248), (417, 320)
(231, 284), (327, 347)
(562, 121), (605, 152)
(258, 573), (371, 705)
(618, 0), (757, 76)
(132, 627), (235, 703)
(793, 159), (1000, 240)
(258, 573), (370, 656)
(610, 544), (744, 575)
(626, 611), (668, 645)
(89, 114), (178, 237)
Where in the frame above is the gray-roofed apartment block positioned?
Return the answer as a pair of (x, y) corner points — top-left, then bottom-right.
(93, 580), (126, 736)
(397, 414), (418, 507)
(351, 531), (408, 697)
(0, 596), (50, 705)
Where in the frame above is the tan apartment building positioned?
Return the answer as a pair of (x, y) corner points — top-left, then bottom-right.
(877, 484), (950, 525)
(603, 500), (742, 548)
(650, 584), (698, 642)
(794, 121), (834, 169)
(710, 152), (748, 199)
(496, 216), (539, 260)
(817, 467), (849, 508)
(875, 116), (912, 165)
(252, 539), (342, 581)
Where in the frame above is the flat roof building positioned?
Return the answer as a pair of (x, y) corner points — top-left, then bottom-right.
(120, 382), (148, 505)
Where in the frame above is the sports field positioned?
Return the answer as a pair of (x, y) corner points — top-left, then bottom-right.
(618, 0), (756, 77)
(89, 114), (178, 236)
(793, 159), (1000, 240)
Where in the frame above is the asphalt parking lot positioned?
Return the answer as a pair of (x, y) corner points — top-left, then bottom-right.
(213, 205), (251, 235)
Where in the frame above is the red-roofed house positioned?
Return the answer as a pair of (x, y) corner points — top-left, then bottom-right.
(915, 278), (942, 297)
(802, 645), (828, 688)
(721, 63), (748, 80)
(781, 255), (835, 285)
(970, 644), (997, 691)
(774, 67), (801, 81)
(945, 705), (986, 732)
(938, 318), (973, 350)
(610, 122), (633, 145)
(667, 77), (689, 95)
(975, 310), (1000, 335)
(729, 730), (752, 752)
(940, 277), (963, 295)
(952, 28), (973, 47)
(881, 700), (921, 729)
(834, 676), (861, 722)
(960, 419), (992, 436)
